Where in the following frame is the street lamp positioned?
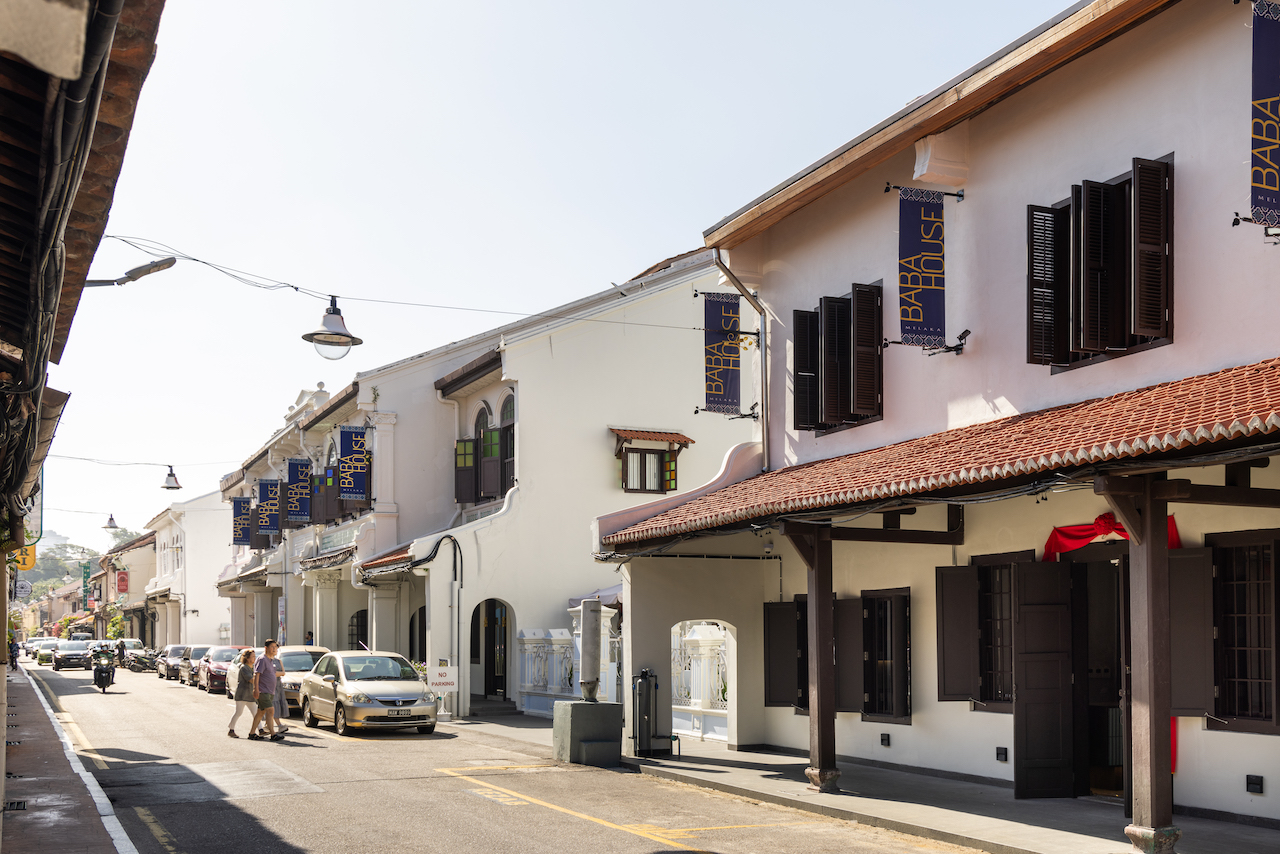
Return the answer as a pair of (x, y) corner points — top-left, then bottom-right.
(84, 257), (177, 287)
(301, 296), (363, 360)
(161, 466), (182, 490)
(103, 514), (118, 530)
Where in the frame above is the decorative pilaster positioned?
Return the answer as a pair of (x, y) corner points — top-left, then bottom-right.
(368, 411), (398, 517)
(369, 584), (401, 653)
(312, 570), (341, 651)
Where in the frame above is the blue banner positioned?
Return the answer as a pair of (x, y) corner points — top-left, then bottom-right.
(257, 480), (280, 534)
(286, 458), (312, 522)
(704, 293), (741, 414)
(339, 426), (369, 500)
(1253, 1), (1280, 226)
(897, 187), (946, 347)
(231, 497), (253, 545)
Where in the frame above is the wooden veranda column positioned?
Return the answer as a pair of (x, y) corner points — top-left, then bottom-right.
(805, 529), (839, 792)
(1124, 474), (1180, 853)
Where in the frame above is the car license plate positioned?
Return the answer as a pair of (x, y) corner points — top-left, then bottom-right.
(388, 708), (412, 717)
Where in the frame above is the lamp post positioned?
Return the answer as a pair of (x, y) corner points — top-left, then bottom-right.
(84, 257), (177, 287)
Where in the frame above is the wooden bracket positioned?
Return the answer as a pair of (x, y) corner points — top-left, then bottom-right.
(781, 505), (964, 548)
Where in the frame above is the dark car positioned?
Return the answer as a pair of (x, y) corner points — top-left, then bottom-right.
(196, 646), (248, 693)
(178, 645), (211, 685)
(156, 644), (185, 680)
(51, 640), (92, 671)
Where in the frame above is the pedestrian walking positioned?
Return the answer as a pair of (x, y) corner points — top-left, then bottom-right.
(227, 648), (257, 738)
(248, 640), (283, 741)
(8, 637), (19, 671)
(259, 652), (289, 736)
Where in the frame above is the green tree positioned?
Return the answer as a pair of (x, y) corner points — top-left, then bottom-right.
(108, 527), (144, 549)
(106, 614), (125, 640)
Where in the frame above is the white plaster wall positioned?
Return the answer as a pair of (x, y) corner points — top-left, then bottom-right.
(735, 0), (1270, 472)
(146, 490), (231, 645)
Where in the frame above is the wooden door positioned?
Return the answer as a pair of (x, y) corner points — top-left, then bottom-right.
(484, 600), (507, 699)
(1014, 561), (1074, 798)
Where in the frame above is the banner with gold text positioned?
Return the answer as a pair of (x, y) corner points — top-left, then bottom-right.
(898, 188), (946, 347)
(339, 426), (369, 500)
(704, 293), (741, 414)
(231, 497), (252, 545)
(1254, 1), (1280, 225)
(286, 458), (312, 522)
(257, 480), (280, 534)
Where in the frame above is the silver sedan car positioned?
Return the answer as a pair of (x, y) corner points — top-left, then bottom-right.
(300, 650), (437, 736)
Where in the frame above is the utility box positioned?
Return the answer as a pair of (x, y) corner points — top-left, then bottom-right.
(552, 700), (623, 767)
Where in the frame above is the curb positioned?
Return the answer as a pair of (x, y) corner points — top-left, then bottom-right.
(23, 666), (139, 854)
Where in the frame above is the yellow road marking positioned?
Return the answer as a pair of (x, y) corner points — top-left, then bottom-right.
(633, 820), (825, 837)
(135, 807), (181, 853)
(436, 766), (708, 852)
(25, 670), (63, 713)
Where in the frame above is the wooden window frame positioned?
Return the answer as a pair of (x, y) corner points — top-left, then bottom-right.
(621, 447), (672, 494)
(1205, 529), (1280, 736)
(861, 586), (911, 725)
(792, 284), (883, 434)
(347, 609), (369, 651)
(1026, 155), (1173, 371)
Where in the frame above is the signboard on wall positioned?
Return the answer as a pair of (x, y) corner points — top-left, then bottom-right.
(231, 497), (252, 546)
(1253, 1), (1280, 226)
(427, 667), (458, 694)
(339, 427), (369, 500)
(258, 480), (280, 534)
(286, 458), (311, 522)
(703, 293), (741, 414)
(897, 187), (946, 347)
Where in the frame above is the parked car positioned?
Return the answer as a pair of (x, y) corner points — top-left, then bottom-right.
(196, 646), (249, 693)
(300, 650), (437, 736)
(178, 645), (211, 685)
(34, 639), (59, 665)
(276, 646), (329, 713)
(52, 640), (92, 670)
(156, 644), (185, 680)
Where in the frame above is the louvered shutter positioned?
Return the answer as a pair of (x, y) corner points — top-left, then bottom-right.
(500, 424), (515, 495)
(819, 296), (851, 425)
(1131, 158), (1171, 338)
(835, 597), (864, 712)
(1074, 181), (1127, 353)
(323, 467), (344, 520)
(1026, 205), (1070, 364)
(850, 284), (882, 417)
(1169, 548), (1213, 716)
(249, 508), (271, 549)
(792, 310), (820, 431)
(454, 439), (477, 504)
(764, 601), (799, 707)
(936, 566), (979, 701)
(479, 428), (502, 498)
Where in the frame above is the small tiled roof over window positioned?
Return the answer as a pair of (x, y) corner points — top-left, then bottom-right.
(609, 429), (695, 445)
(603, 357), (1280, 546)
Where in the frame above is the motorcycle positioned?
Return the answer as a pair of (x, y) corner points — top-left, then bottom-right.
(127, 649), (157, 673)
(92, 650), (115, 693)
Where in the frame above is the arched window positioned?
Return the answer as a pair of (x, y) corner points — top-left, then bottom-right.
(499, 395), (515, 494)
(326, 439), (338, 467)
(473, 408), (489, 439)
(348, 609), (368, 650)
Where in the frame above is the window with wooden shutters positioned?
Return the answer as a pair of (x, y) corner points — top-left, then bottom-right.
(1026, 155), (1173, 368)
(835, 597), (864, 713)
(862, 588), (911, 722)
(479, 427), (502, 499)
(793, 310), (820, 431)
(936, 565), (979, 702)
(764, 601), (800, 707)
(792, 285), (882, 432)
(1027, 205), (1070, 365)
(500, 395), (515, 495)
(622, 448), (671, 494)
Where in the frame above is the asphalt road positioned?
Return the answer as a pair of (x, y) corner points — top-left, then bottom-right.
(29, 661), (982, 854)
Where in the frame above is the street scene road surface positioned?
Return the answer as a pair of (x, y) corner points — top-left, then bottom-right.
(29, 663), (983, 854)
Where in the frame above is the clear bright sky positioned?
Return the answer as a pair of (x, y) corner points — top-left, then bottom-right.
(42, 0), (1073, 554)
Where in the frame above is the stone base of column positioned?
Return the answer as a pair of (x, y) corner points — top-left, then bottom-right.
(1124, 824), (1181, 853)
(804, 766), (840, 793)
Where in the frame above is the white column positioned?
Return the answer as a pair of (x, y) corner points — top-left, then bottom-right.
(165, 600), (181, 645)
(368, 411), (398, 516)
(285, 572), (305, 647)
(229, 596), (248, 646)
(312, 571), (341, 651)
(253, 589), (275, 645)
(370, 584), (401, 653)
(154, 602), (168, 647)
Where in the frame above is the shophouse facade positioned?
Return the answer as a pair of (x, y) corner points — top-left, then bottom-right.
(142, 491), (231, 646)
(91, 532), (156, 643)
(599, 0), (1280, 848)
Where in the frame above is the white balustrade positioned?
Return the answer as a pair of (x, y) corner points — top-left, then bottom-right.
(670, 621), (729, 741)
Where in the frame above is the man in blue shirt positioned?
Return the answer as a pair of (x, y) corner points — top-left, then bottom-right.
(248, 639), (284, 741)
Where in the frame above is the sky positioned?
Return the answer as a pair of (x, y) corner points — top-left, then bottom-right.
(40, 0), (1073, 554)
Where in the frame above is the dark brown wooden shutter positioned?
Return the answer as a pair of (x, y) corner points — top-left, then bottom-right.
(850, 284), (882, 417)
(454, 439), (477, 504)
(1131, 158), (1171, 338)
(249, 508), (271, 549)
(835, 597), (863, 712)
(479, 428), (501, 498)
(1027, 205), (1070, 365)
(890, 593), (910, 717)
(792, 310), (820, 431)
(1074, 181), (1126, 353)
(323, 467), (343, 520)
(1170, 547), (1213, 716)
(764, 601), (799, 707)
(936, 566), (979, 702)
(500, 424), (515, 495)
(818, 296), (851, 426)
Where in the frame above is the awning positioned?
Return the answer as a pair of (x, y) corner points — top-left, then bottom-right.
(299, 545), (357, 571)
(122, 600), (146, 611)
(603, 356), (1280, 546)
(609, 428), (695, 445)
(569, 583), (623, 610)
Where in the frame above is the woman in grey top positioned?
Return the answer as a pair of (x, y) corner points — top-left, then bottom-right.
(227, 649), (257, 738)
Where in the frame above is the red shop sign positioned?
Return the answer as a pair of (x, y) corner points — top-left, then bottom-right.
(116, 571), (129, 594)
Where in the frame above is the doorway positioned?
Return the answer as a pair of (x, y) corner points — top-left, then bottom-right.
(472, 599), (509, 700)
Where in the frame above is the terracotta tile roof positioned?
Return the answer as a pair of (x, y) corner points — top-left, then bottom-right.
(603, 357), (1280, 546)
(610, 428), (695, 445)
(361, 546), (411, 570)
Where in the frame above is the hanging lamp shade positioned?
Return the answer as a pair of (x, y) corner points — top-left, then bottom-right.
(103, 514), (118, 530)
(161, 466), (182, 490)
(301, 296), (363, 360)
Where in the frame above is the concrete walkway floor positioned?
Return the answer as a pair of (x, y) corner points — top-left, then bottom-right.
(453, 713), (1277, 854)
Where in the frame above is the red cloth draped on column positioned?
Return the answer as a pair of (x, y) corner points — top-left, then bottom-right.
(1041, 512), (1181, 562)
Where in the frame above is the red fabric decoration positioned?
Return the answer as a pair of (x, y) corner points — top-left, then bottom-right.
(1042, 513), (1182, 562)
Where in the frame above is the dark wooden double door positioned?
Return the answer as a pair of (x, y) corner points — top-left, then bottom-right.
(1015, 544), (1210, 804)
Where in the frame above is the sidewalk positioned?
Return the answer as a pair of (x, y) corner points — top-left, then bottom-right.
(450, 713), (1277, 854)
(2, 665), (133, 854)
